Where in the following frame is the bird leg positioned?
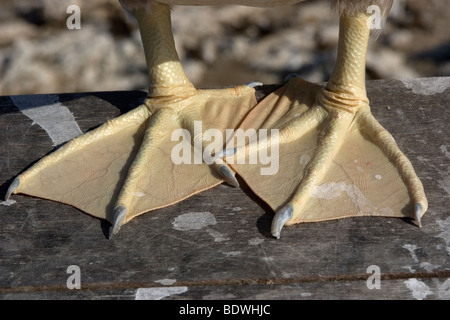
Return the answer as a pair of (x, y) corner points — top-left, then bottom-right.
(225, 9), (428, 238)
(7, 2), (258, 237)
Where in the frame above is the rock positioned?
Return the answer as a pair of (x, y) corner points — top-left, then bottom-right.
(0, 0), (448, 95)
(367, 48), (419, 80)
(0, 25), (147, 94)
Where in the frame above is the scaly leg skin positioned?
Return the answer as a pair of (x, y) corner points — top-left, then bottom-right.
(225, 10), (428, 238)
(6, 2), (258, 238)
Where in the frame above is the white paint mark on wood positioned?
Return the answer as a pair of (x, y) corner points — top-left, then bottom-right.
(437, 147), (450, 195)
(402, 77), (450, 95)
(439, 175), (450, 196)
(436, 218), (450, 255)
(300, 292), (312, 297)
(261, 256), (274, 262)
(402, 244), (419, 263)
(206, 229), (229, 242)
(420, 262), (441, 272)
(248, 238), (264, 246)
(172, 212), (216, 231)
(11, 94), (83, 146)
(440, 145), (450, 159)
(0, 199), (16, 206)
(135, 287), (188, 300)
(404, 279), (433, 300)
(223, 251), (242, 257)
(437, 146), (450, 195)
(155, 279), (177, 286)
(437, 279), (450, 299)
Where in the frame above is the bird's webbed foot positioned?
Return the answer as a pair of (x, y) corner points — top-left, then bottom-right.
(223, 77), (428, 238)
(7, 85), (259, 237)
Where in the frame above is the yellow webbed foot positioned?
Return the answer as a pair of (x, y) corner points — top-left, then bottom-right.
(223, 8), (427, 238)
(7, 1), (427, 240)
(6, 1), (261, 237)
(225, 76), (427, 238)
(7, 86), (257, 237)
(108, 85), (258, 236)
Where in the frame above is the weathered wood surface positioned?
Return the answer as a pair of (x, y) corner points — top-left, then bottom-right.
(0, 77), (449, 300)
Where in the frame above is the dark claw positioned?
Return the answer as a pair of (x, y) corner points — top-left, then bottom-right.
(414, 203), (422, 228)
(219, 165), (239, 188)
(108, 206), (128, 239)
(271, 204), (293, 239)
(5, 177), (20, 201)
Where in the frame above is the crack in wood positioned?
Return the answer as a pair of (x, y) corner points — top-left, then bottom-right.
(2, 270), (450, 295)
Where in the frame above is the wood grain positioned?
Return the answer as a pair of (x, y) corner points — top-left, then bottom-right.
(1, 78), (449, 300)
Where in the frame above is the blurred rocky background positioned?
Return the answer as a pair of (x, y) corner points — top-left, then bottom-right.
(0, 0), (449, 95)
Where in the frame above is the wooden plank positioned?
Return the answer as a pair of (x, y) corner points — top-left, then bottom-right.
(2, 278), (449, 300)
(0, 78), (449, 300)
